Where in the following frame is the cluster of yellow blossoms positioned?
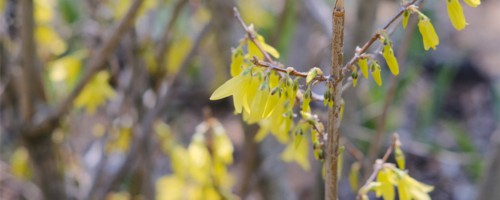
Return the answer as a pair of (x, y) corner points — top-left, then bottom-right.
(210, 32), (322, 169)
(155, 119), (235, 200)
(358, 138), (434, 200)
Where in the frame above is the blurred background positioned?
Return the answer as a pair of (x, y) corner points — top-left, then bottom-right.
(1, 0), (499, 199)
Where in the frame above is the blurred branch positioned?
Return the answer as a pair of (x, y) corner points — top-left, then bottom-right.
(155, 0), (188, 76)
(19, 0), (45, 121)
(92, 23), (212, 199)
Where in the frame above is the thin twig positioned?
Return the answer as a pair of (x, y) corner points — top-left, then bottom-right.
(251, 58), (329, 81)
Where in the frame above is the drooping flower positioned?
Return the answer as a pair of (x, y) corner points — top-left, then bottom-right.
(447, 0), (467, 30)
(210, 68), (252, 114)
(382, 41), (399, 76)
(371, 62), (383, 86)
(358, 58), (369, 79)
(417, 17), (440, 51)
(402, 10), (411, 29)
(376, 168), (396, 200)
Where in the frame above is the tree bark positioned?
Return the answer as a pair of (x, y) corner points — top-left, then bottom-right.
(24, 134), (66, 199)
(325, 0), (344, 199)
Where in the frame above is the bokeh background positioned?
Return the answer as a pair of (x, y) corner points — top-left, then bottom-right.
(1, 0), (499, 199)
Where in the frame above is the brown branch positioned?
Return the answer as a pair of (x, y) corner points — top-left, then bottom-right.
(325, 0), (345, 199)
(19, 0), (46, 121)
(251, 58), (329, 81)
(28, 0), (146, 138)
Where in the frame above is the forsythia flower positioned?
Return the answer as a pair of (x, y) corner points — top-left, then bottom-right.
(74, 71), (116, 114)
(417, 17), (440, 51)
(376, 168), (396, 200)
(447, 0), (467, 30)
(402, 10), (411, 29)
(282, 134), (310, 170)
(230, 47), (244, 77)
(358, 58), (369, 79)
(371, 62), (382, 86)
(464, 0), (480, 7)
(382, 41), (399, 76)
(397, 172), (434, 200)
(210, 69), (252, 114)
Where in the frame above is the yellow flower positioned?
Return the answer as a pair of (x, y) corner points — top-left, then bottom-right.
(382, 43), (399, 76)
(282, 134), (310, 170)
(376, 168), (396, 200)
(447, 0), (467, 30)
(210, 69), (251, 114)
(74, 71), (116, 114)
(397, 172), (434, 200)
(464, 0), (480, 7)
(230, 48), (244, 77)
(247, 34), (279, 60)
(358, 58), (369, 79)
(371, 62), (382, 86)
(402, 10), (411, 29)
(417, 17), (440, 51)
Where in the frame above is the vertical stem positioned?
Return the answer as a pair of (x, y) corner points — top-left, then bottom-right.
(325, 0), (344, 199)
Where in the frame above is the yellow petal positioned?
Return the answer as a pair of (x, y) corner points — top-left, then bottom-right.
(281, 134), (310, 170)
(371, 62), (382, 86)
(349, 162), (361, 191)
(376, 168), (395, 200)
(230, 48), (244, 77)
(464, 0), (480, 7)
(358, 58), (369, 79)
(248, 39), (264, 60)
(210, 74), (246, 100)
(257, 34), (280, 58)
(262, 92), (280, 118)
(395, 147), (406, 169)
(447, 0), (467, 30)
(382, 44), (399, 76)
(402, 10), (411, 29)
(418, 18), (440, 51)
